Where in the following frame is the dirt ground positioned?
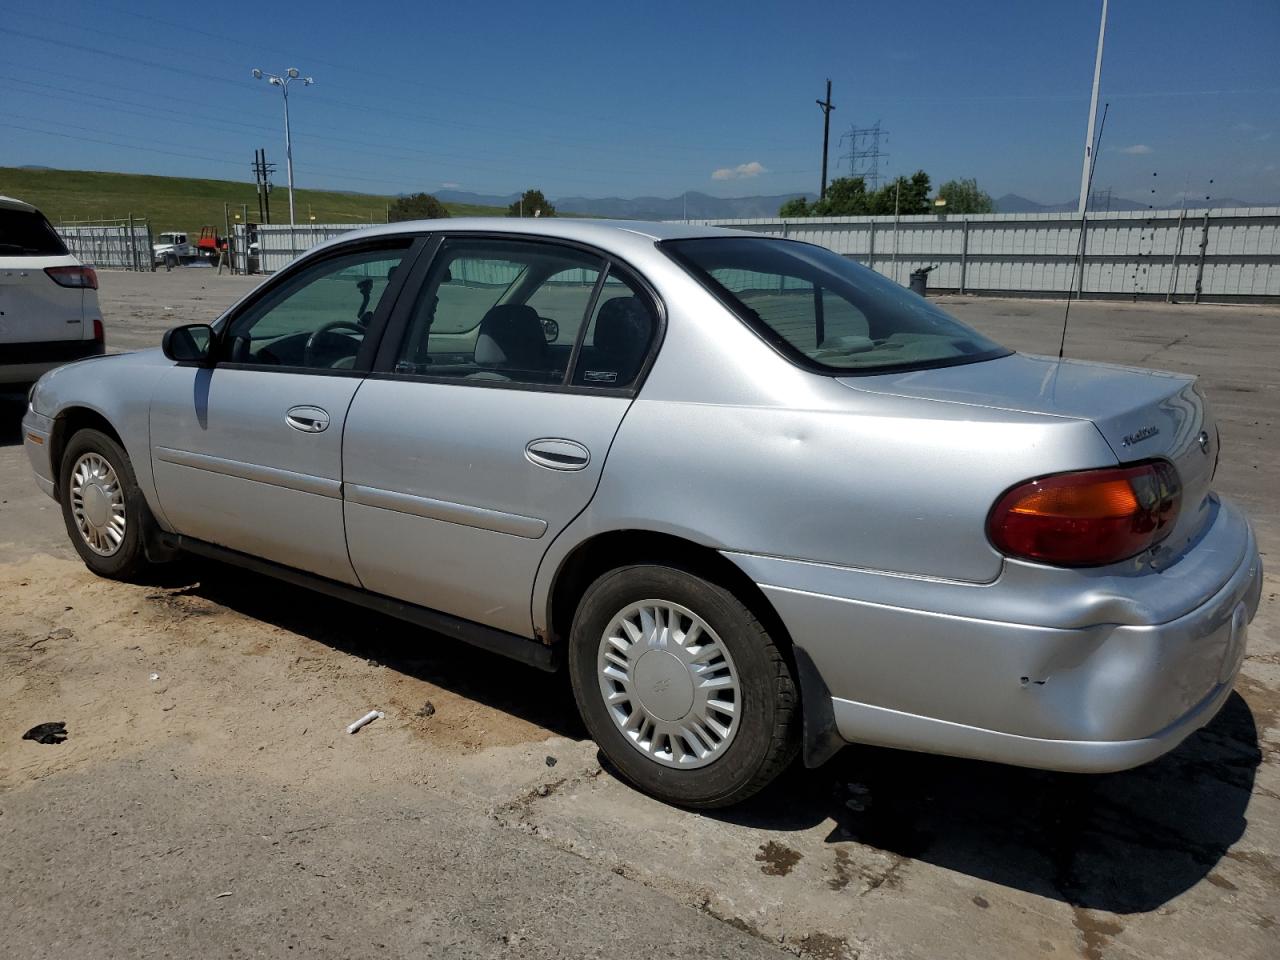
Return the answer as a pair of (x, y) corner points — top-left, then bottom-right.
(1, 266), (1277, 960)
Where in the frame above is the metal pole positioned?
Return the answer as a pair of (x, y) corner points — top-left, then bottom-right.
(892, 180), (900, 284)
(1077, 216), (1088, 300)
(1166, 207), (1186, 303)
(1193, 210), (1210, 303)
(960, 218), (969, 294)
(867, 220), (876, 272)
(127, 213), (137, 271)
(1078, 0), (1108, 215)
(283, 83), (296, 227)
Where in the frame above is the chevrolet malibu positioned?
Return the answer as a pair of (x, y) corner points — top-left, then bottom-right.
(22, 219), (1261, 807)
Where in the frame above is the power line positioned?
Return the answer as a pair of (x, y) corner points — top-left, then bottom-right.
(0, 73), (679, 187)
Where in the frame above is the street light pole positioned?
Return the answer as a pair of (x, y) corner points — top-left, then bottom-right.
(1077, 1), (1108, 215)
(252, 67), (314, 228)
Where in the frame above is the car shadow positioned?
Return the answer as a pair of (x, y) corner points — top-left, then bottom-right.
(160, 556), (587, 741)
(0, 389), (27, 446)
(140, 555), (1259, 915)
(711, 691), (1261, 914)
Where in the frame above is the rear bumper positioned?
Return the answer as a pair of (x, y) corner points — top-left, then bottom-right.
(0, 339), (104, 385)
(728, 496), (1262, 773)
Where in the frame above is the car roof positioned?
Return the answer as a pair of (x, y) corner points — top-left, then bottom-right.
(0, 195), (40, 214)
(303, 217), (764, 263)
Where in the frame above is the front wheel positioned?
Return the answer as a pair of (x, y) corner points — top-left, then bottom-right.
(59, 428), (152, 580)
(568, 564), (799, 808)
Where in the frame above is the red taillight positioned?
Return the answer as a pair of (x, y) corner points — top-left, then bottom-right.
(45, 265), (98, 289)
(92, 318), (104, 343)
(987, 461), (1181, 567)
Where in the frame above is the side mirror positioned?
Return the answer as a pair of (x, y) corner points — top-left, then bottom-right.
(162, 324), (215, 363)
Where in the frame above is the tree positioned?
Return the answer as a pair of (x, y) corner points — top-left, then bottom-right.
(774, 170), (933, 218)
(810, 176), (871, 216)
(937, 177), (995, 214)
(778, 196), (810, 217)
(508, 189), (556, 218)
(388, 193), (450, 221)
(868, 170), (932, 216)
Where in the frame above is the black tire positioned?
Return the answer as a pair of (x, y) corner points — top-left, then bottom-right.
(568, 564), (799, 808)
(59, 428), (152, 581)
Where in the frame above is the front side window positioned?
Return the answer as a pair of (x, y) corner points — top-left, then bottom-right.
(394, 239), (606, 385)
(223, 244), (409, 370)
(664, 237), (1008, 374)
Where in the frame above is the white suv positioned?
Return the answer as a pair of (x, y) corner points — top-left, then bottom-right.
(0, 196), (105, 387)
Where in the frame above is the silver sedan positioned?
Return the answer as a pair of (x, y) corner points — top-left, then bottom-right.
(22, 219), (1262, 807)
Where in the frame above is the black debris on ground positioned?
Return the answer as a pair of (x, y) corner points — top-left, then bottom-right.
(22, 722), (68, 745)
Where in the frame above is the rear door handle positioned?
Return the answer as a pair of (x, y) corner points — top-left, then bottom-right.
(285, 405), (330, 433)
(526, 438), (590, 471)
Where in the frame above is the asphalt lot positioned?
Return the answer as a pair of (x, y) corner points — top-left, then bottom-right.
(1, 268), (1277, 960)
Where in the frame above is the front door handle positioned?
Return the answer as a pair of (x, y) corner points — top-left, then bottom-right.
(526, 438), (590, 471)
(286, 405), (330, 433)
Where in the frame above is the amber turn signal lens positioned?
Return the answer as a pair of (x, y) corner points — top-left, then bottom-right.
(987, 462), (1181, 567)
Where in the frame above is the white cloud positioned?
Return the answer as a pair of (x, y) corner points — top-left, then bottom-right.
(441, 182), (461, 189)
(1117, 144), (1153, 155)
(711, 161), (768, 181)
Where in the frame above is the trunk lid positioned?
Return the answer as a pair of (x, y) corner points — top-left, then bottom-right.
(0, 254), (86, 344)
(840, 352), (1218, 561)
(1, 203), (85, 344)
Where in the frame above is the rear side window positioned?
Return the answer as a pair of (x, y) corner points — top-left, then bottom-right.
(664, 237), (1008, 375)
(0, 208), (68, 256)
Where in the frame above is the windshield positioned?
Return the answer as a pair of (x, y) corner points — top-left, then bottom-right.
(663, 237), (1009, 375)
(0, 208), (68, 256)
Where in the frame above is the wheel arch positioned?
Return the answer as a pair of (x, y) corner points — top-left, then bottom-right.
(48, 405), (126, 501)
(545, 528), (794, 655)
(543, 527), (843, 769)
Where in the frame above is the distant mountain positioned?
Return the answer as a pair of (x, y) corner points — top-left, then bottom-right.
(553, 191), (816, 221)
(994, 193), (1275, 213)
(434, 189), (522, 208)
(432, 189), (816, 221)
(994, 193), (1144, 213)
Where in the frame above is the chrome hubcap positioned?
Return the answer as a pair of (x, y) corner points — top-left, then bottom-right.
(597, 600), (741, 769)
(70, 452), (126, 556)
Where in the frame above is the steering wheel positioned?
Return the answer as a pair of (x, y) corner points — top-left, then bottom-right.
(304, 320), (365, 368)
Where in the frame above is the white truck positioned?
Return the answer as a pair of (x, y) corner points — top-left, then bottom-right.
(152, 231), (196, 268)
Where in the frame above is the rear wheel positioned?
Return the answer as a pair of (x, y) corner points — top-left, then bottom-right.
(59, 429), (152, 580)
(568, 564), (798, 808)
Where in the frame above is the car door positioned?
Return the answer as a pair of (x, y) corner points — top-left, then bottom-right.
(342, 235), (660, 637)
(149, 237), (418, 583)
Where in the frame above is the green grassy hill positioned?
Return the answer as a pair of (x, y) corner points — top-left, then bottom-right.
(0, 167), (505, 235)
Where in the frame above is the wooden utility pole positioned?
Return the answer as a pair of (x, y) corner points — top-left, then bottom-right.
(816, 79), (835, 200)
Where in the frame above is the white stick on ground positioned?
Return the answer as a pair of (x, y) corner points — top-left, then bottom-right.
(346, 710), (384, 735)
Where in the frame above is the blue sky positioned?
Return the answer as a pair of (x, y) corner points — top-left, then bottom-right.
(2, 0), (1278, 203)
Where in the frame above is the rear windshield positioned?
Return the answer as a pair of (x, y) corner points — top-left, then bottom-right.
(664, 237), (1009, 374)
(0, 208), (68, 256)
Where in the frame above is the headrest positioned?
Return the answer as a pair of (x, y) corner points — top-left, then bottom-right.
(594, 297), (652, 358)
(474, 304), (546, 368)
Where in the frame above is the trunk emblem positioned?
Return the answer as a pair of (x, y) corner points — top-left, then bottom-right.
(1197, 430), (1211, 455)
(1121, 425), (1160, 447)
